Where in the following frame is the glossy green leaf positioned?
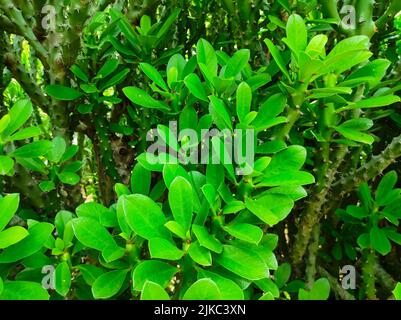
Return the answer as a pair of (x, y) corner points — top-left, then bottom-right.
(224, 49), (250, 78)
(370, 226), (392, 255)
(197, 39), (218, 76)
(188, 241), (212, 266)
(192, 224), (223, 253)
(123, 87), (169, 110)
(46, 85), (83, 101)
(0, 226), (29, 249)
(0, 222), (54, 263)
(71, 217), (117, 251)
(55, 262), (71, 297)
(10, 141), (51, 159)
(286, 14), (307, 54)
(140, 63), (168, 91)
(2, 100), (33, 137)
(0, 281), (49, 300)
(169, 176), (193, 234)
(141, 281), (170, 300)
(224, 223), (263, 245)
(92, 269), (128, 299)
(148, 237), (184, 260)
(133, 260), (178, 291)
(0, 156), (14, 175)
(215, 245), (268, 280)
(0, 194), (19, 232)
(208, 96), (233, 131)
(184, 73), (208, 102)
(123, 194), (169, 240)
(183, 278), (221, 300)
(236, 82), (252, 123)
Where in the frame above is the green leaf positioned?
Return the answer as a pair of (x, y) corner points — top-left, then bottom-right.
(310, 278), (330, 300)
(183, 278), (221, 300)
(286, 14), (307, 54)
(392, 283), (401, 300)
(370, 226), (392, 255)
(122, 194), (170, 240)
(0, 226), (28, 249)
(184, 73), (208, 102)
(99, 68), (130, 91)
(60, 145), (79, 163)
(208, 96), (233, 131)
(167, 54), (186, 87)
(164, 221), (187, 239)
(197, 39), (218, 76)
(192, 224), (223, 253)
(141, 281), (170, 300)
(2, 100), (32, 137)
(10, 140), (52, 158)
(274, 263), (291, 288)
(92, 269), (128, 299)
(133, 260), (178, 291)
(0, 156), (14, 175)
(131, 163), (151, 195)
(96, 59), (119, 79)
(245, 197), (280, 226)
(252, 93), (287, 130)
(0, 194), (19, 231)
(55, 262), (71, 297)
(123, 87), (170, 111)
(0, 281), (49, 300)
(334, 127), (374, 145)
(339, 95), (400, 112)
(70, 65), (88, 82)
(156, 8), (181, 40)
(224, 49), (250, 78)
(140, 63), (168, 91)
(264, 39), (291, 81)
(357, 233), (370, 249)
(47, 136), (67, 163)
(345, 59), (390, 88)
(76, 265), (104, 286)
(259, 170), (315, 187)
(224, 223), (263, 245)
(57, 172), (81, 185)
(0, 114), (10, 134)
(46, 85), (83, 101)
(215, 245), (268, 280)
(148, 237), (184, 260)
(306, 35), (327, 58)
(71, 217), (117, 251)
(169, 176), (193, 234)
(0, 222), (54, 263)
(76, 202), (117, 227)
(188, 241), (212, 266)
(197, 269), (244, 300)
(376, 171), (398, 205)
(7, 126), (41, 141)
(236, 82), (252, 123)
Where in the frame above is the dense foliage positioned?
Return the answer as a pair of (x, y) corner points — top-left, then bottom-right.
(1, 0), (401, 300)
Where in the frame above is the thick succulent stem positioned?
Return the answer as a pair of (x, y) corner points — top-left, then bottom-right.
(333, 134), (401, 195)
(362, 249), (377, 300)
(291, 144), (348, 265)
(375, 262), (397, 292)
(305, 224), (320, 288)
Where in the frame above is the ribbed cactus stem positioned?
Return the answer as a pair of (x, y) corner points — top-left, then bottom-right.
(362, 249), (377, 300)
(334, 134), (401, 195)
